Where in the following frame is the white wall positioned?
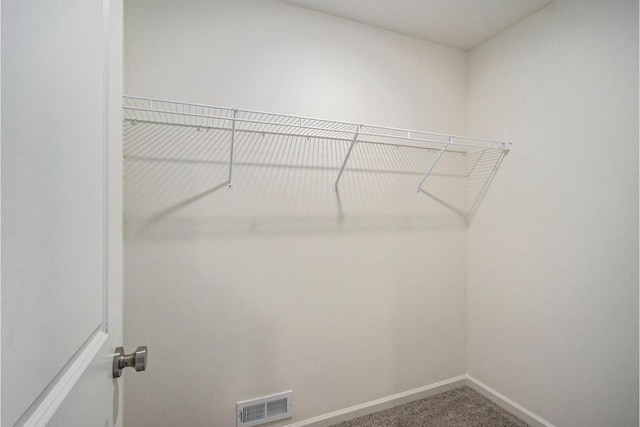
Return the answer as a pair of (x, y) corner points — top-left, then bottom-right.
(124, 1), (468, 426)
(466, 1), (639, 426)
(124, 0), (466, 132)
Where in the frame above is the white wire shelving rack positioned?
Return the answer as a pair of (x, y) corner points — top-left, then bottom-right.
(123, 95), (511, 201)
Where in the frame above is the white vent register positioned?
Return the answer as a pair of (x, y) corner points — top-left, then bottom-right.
(237, 391), (293, 426)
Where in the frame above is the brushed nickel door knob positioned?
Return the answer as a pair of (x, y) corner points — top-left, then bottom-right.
(113, 346), (148, 378)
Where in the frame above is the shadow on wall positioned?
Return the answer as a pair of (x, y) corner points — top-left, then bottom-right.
(123, 121), (505, 238)
(121, 120), (505, 425)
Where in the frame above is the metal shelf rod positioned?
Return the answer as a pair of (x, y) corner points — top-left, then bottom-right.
(334, 125), (361, 191)
(228, 109), (236, 188)
(416, 136), (452, 192)
(467, 149), (487, 177)
(123, 118), (490, 153)
(123, 106), (504, 151)
(124, 95), (510, 146)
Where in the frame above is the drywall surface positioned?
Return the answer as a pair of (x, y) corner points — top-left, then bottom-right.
(466, 1), (639, 426)
(124, 1), (468, 426)
(124, 0), (466, 131)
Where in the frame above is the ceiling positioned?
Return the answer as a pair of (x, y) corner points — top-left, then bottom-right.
(280, 0), (553, 50)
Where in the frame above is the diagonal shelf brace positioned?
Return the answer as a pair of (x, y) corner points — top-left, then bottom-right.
(467, 150), (507, 220)
(467, 149), (486, 177)
(334, 124), (362, 191)
(227, 109), (237, 188)
(417, 136), (452, 192)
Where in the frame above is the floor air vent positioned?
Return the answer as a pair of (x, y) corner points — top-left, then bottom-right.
(237, 391), (293, 426)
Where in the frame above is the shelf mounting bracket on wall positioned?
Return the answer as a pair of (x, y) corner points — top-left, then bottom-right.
(416, 136), (452, 193)
(334, 124), (362, 192)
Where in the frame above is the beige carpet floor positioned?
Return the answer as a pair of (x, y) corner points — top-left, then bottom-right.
(331, 386), (528, 427)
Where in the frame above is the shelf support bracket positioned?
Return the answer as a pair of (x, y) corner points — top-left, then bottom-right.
(334, 124), (362, 191)
(467, 149), (486, 178)
(417, 136), (452, 193)
(227, 109), (237, 188)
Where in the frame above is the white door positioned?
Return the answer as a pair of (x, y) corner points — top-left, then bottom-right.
(2, 1), (126, 426)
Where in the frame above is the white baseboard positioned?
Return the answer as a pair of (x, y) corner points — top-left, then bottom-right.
(465, 375), (556, 427)
(282, 374), (556, 427)
(283, 375), (467, 427)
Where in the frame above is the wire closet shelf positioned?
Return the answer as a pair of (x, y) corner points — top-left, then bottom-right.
(123, 95), (511, 195)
